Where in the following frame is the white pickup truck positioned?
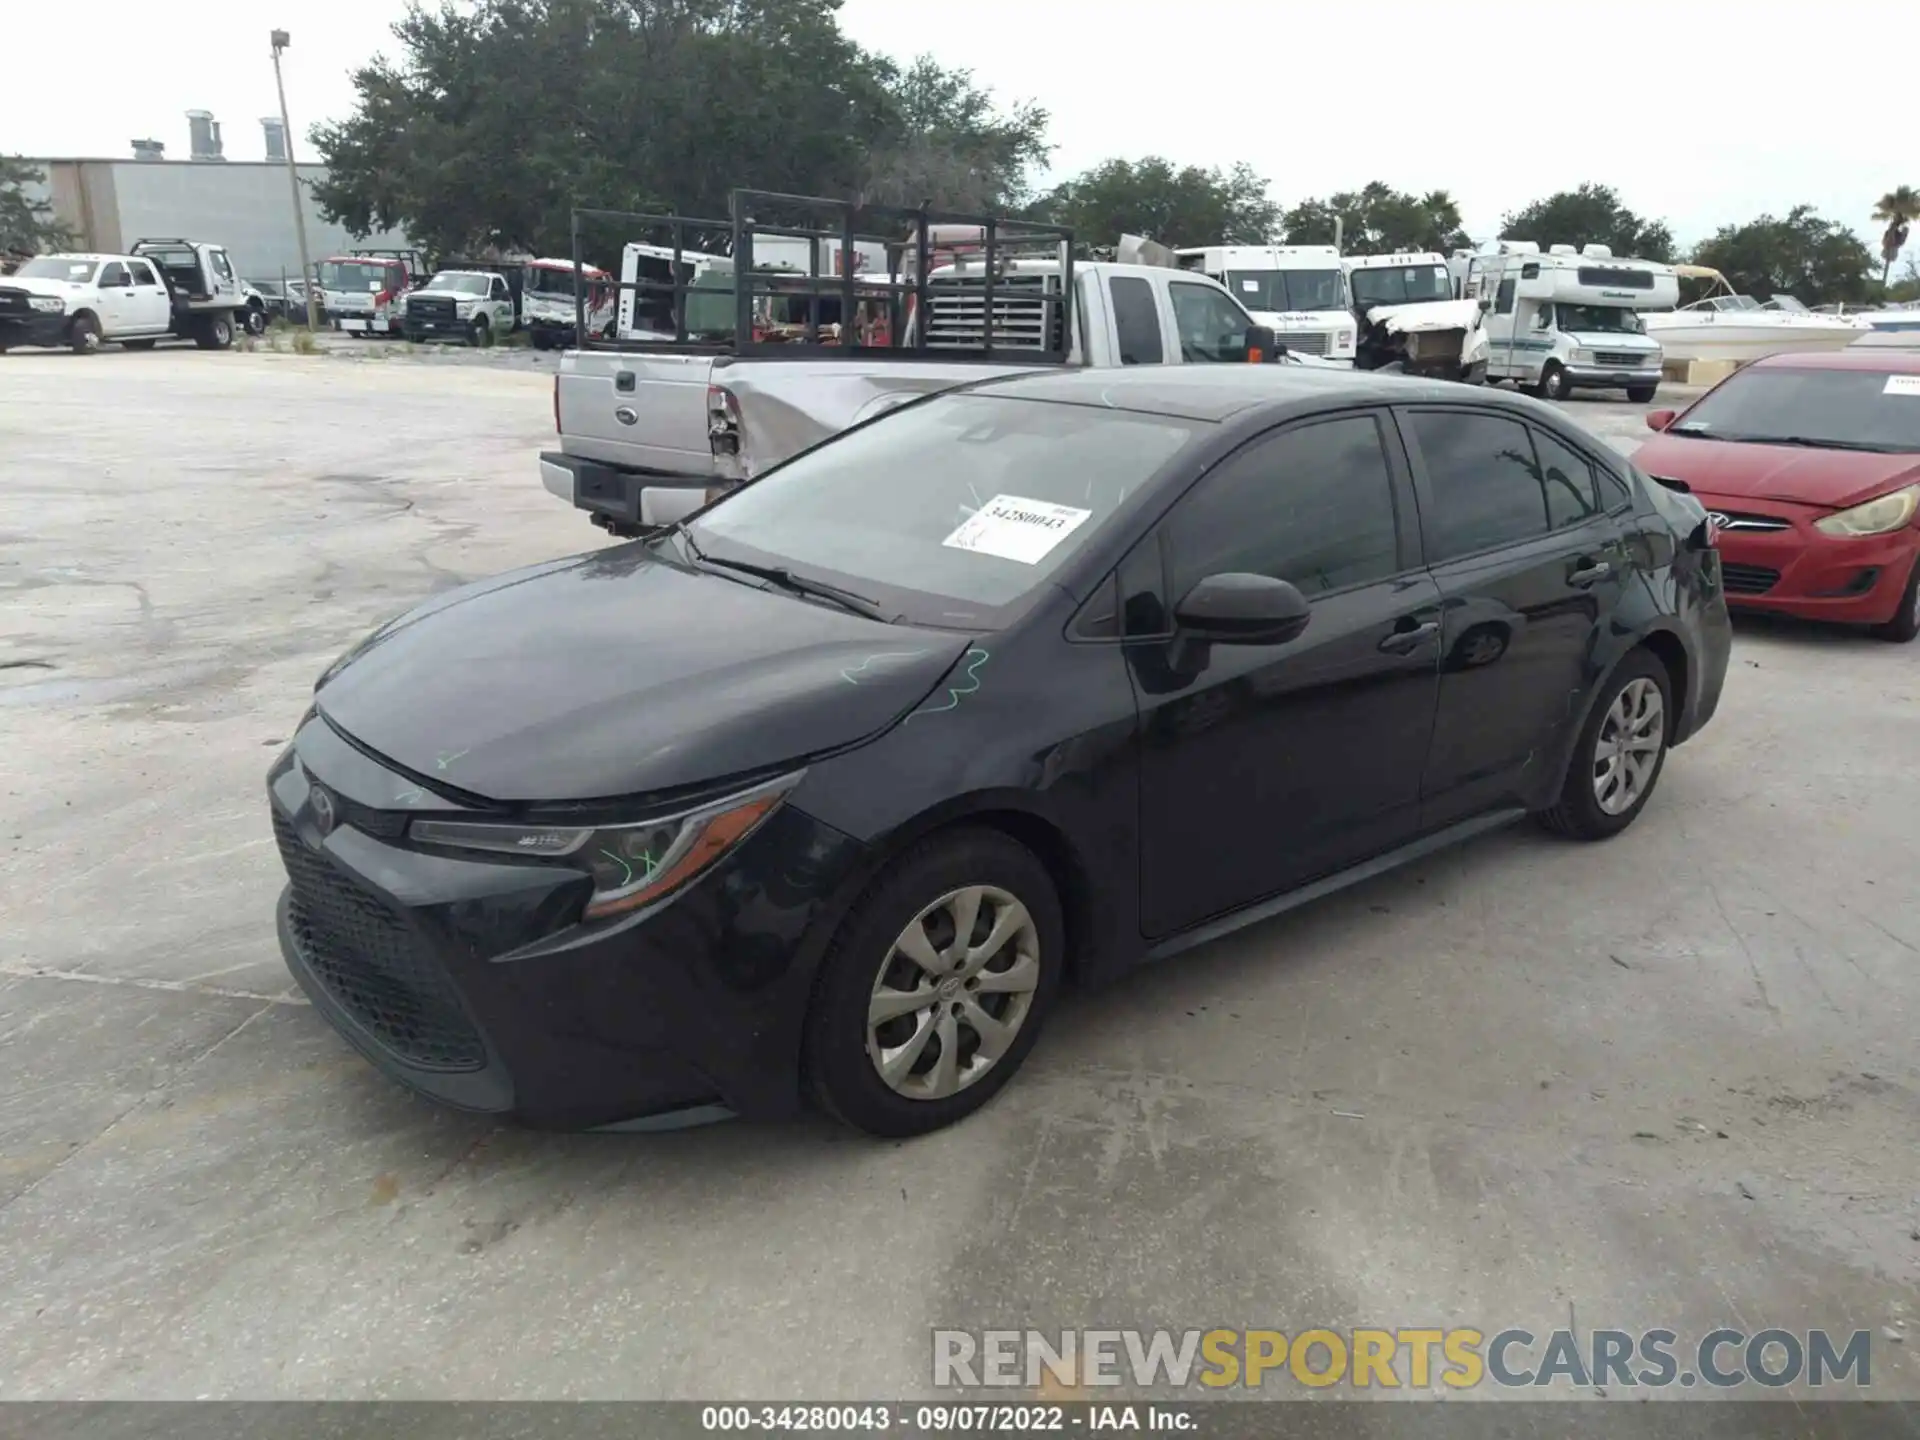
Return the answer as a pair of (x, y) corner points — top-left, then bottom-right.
(542, 218), (1331, 534)
(0, 239), (246, 353)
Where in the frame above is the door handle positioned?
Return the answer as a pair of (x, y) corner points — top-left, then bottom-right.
(1379, 619), (1439, 653)
(1569, 559), (1612, 587)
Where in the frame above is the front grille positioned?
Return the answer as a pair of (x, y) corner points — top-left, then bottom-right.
(408, 296), (459, 324)
(0, 288), (30, 316)
(1277, 331), (1331, 356)
(1592, 350), (1649, 368)
(1710, 510), (1792, 533)
(1720, 562), (1781, 596)
(273, 808), (485, 1071)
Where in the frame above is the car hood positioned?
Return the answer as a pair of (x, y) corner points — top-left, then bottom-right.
(409, 286), (485, 300)
(1364, 298), (1482, 334)
(1566, 331), (1658, 348)
(1635, 433), (1920, 509)
(314, 545), (971, 804)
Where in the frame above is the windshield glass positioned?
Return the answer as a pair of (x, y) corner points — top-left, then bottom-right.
(430, 273), (493, 296)
(317, 261), (390, 292)
(13, 257), (96, 282)
(1671, 368), (1920, 453)
(1224, 268), (1346, 312)
(525, 266), (585, 296)
(1348, 264), (1452, 308)
(1764, 295), (1810, 313)
(1556, 304), (1644, 334)
(688, 394), (1204, 625)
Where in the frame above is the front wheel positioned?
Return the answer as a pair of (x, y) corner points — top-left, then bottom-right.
(469, 315), (492, 347)
(1535, 361), (1571, 401)
(804, 829), (1063, 1137)
(1872, 557), (1920, 643)
(530, 329), (553, 351)
(68, 313), (102, 355)
(242, 304), (268, 337)
(1536, 651), (1673, 841)
(1627, 383), (1658, 404)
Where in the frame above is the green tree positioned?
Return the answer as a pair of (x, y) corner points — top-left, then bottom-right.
(1, 155), (73, 256)
(1282, 182), (1469, 255)
(309, 0), (1046, 259)
(1690, 206), (1878, 305)
(1497, 183), (1675, 262)
(1034, 157), (1279, 250)
(1870, 185), (1917, 289)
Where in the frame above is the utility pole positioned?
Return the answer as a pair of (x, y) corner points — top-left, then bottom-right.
(270, 29), (321, 331)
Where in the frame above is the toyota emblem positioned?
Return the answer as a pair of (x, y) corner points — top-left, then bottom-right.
(310, 784), (336, 836)
(1706, 512), (1730, 529)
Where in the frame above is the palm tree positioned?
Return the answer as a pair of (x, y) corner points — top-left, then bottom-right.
(1871, 186), (1919, 289)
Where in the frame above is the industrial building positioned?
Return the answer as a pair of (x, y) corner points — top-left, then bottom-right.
(20, 112), (413, 288)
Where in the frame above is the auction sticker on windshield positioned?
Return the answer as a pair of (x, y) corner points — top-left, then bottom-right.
(943, 495), (1093, 565)
(1884, 376), (1920, 397)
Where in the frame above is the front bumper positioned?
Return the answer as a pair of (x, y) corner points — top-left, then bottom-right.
(1695, 492), (1920, 626)
(0, 312), (73, 347)
(1564, 364), (1662, 389)
(333, 312), (399, 335)
(268, 714), (866, 1128)
(405, 312), (476, 340)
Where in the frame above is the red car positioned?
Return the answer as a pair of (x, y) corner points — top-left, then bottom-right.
(1638, 351), (1920, 642)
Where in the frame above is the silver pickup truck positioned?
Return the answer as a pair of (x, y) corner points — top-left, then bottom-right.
(540, 250), (1332, 534)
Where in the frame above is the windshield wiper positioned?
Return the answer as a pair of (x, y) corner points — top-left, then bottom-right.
(1667, 424), (1725, 439)
(1761, 434), (1905, 453)
(694, 552), (890, 620)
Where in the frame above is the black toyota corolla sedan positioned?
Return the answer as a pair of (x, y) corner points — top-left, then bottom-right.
(269, 365), (1730, 1137)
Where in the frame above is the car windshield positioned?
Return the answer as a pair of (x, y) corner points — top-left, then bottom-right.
(432, 273), (493, 295)
(1556, 304), (1644, 334)
(1670, 368), (1920, 453)
(15, 257), (96, 282)
(317, 261), (389, 292)
(525, 267), (583, 296)
(1225, 268), (1346, 312)
(687, 394), (1204, 626)
(1348, 264), (1453, 307)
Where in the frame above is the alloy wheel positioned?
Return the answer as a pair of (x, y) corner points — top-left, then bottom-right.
(866, 884), (1040, 1102)
(1593, 677), (1664, 816)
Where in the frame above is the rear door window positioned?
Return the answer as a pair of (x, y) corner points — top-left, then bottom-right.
(1108, 276), (1164, 366)
(98, 262), (130, 287)
(1403, 409), (1551, 561)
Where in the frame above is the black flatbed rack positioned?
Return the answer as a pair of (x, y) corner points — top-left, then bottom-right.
(569, 189), (1074, 363)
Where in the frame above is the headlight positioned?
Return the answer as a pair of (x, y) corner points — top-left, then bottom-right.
(1336, 331), (1353, 348)
(1814, 484), (1920, 537)
(456, 300), (477, 314)
(409, 772), (800, 921)
(1570, 348), (1592, 364)
(29, 296), (64, 313)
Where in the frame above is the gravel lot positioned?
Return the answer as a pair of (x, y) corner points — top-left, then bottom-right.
(2, 348), (1916, 1403)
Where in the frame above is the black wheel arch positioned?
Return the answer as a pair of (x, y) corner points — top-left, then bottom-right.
(1536, 623), (1694, 811)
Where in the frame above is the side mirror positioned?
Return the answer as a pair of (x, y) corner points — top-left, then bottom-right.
(1478, 297), (1492, 313)
(1244, 324), (1283, 364)
(1174, 573), (1311, 645)
(1645, 409), (1678, 432)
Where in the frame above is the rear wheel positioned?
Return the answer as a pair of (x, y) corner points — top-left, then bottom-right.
(1872, 557), (1920, 643)
(1626, 383), (1658, 404)
(192, 313), (234, 350)
(1536, 650), (1672, 840)
(1535, 361), (1571, 401)
(68, 313), (101, 355)
(804, 828), (1063, 1137)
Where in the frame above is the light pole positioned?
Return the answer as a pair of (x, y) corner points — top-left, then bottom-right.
(270, 29), (321, 331)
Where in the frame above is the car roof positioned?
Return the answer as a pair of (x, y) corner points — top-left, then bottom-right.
(1750, 349), (1920, 374)
(966, 363), (1488, 422)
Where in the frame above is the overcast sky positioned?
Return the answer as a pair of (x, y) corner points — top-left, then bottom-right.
(2, 0), (1909, 253)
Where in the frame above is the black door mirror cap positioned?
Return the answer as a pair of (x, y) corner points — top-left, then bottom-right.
(1174, 572), (1312, 645)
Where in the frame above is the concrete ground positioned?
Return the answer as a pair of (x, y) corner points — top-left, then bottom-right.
(1, 351), (1915, 1403)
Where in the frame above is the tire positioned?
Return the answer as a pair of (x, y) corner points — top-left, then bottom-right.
(1871, 556), (1920, 643)
(1535, 649), (1673, 841)
(530, 329), (553, 351)
(803, 828), (1064, 1137)
(68, 313), (102, 355)
(242, 303), (268, 337)
(192, 313), (234, 350)
(1626, 384), (1658, 404)
(122, 339), (158, 351)
(1461, 361), (1487, 386)
(1535, 361), (1571, 401)
(469, 315), (492, 348)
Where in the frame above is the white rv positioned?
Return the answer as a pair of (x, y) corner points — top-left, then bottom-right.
(1456, 242), (1673, 402)
(1173, 244), (1355, 363)
(1341, 251), (1489, 382)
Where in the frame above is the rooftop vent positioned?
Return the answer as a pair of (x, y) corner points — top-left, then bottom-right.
(130, 138), (166, 161)
(1581, 243), (1614, 259)
(1548, 243), (1577, 256)
(186, 110), (225, 162)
